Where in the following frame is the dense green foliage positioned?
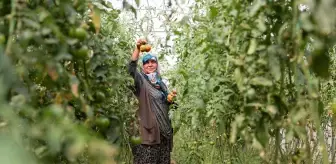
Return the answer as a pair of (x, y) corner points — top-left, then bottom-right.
(168, 0), (336, 163)
(1, 0), (336, 164)
(0, 0), (137, 163)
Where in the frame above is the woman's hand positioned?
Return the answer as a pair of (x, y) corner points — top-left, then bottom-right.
(167, 90), (177, 103)
(132, 39), (147, 61)
(136, 39), (147, 50)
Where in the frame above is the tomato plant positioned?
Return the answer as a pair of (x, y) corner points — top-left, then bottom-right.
(0, 0), (138, 163)
(1, 0), (336, 163)
(167, 0), (336, 163)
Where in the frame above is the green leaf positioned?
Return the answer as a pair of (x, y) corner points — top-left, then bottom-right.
(249, 0), (266, 17)
(266, 105), (277, 118)
(256, 15), (267, 32)
(267, 46), (281, 81)
(252, 137), (263, 150)
(234, 68), (244, 91)
(291, 108), (308, 123)
(299, 13), (314, 32)
(250, 77), (272, 86)
(0, 48), (16, 92)
(178, 69), (189, 79)
(135, 0), (140, 6)
(318, 100), (324, 117)
(90, 5), (101, 34)
(191, 111), (199, 129)
(247, 39), (257, 55)
(122, 0), (137, 17)
(314, 0), (336, 35)
(255, 121), (269, 148)
(46, 126), (63, 154)
(230, 114), (245, 143)
(34, 146), (48, 158)
(10, 94), (26, 107)
(311, 53), (330, 79)
(0, 134), (36, 164)
(209, 6), (219, 20)
(213, 85), (220, 92)
(22, 18), (41, 29)
(182, 87), (189, 97)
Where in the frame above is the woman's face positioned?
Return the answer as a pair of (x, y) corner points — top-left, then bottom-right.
(143, 60), (158, 74)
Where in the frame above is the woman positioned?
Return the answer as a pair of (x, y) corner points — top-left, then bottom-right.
(128, 39), (176, 164)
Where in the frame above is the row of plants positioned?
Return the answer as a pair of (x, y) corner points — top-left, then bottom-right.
(0, 0), (141, 163)
(167, 0), (336, 163)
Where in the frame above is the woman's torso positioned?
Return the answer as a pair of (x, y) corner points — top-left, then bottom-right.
(140, 75), (172, 138)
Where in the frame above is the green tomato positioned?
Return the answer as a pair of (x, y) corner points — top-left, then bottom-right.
(87, 21), (96, 33)
(94, 91), (105, 103)
(130, 136), (142, 145)
(95, 116), (110, 130)
(68, 28), (75, 37)
(331, 103), (336, 115)
(74, 28), (87, 41)
(246, 88), (256, 99)
(0, 34), (5, 44)
(44, 105), (64, 118)
(72, 46), (89, 59)
(73, 0), (86, 12)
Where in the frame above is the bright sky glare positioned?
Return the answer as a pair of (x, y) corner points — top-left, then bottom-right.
(109, 0), (193, 70)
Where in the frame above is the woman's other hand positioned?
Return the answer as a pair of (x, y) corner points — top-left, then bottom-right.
(167, 89), (177, 103)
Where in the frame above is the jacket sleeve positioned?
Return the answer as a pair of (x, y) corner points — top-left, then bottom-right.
(128, 60), (142, 96)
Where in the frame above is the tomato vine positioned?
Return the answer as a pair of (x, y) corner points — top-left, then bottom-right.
(169, 0), (336, 163)
(0, 0), (137, 163)
(1, 0), (336, 163)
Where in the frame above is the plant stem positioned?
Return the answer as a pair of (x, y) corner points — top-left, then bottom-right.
(274, 128), (280, 164)
(5, 0), (16, 56)
(312, 102), (329, 164)
(331, 118), (336, 163)
(305, 126), (313, 164)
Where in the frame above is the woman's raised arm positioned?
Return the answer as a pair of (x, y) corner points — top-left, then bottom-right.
(128, 39), (147, 95)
